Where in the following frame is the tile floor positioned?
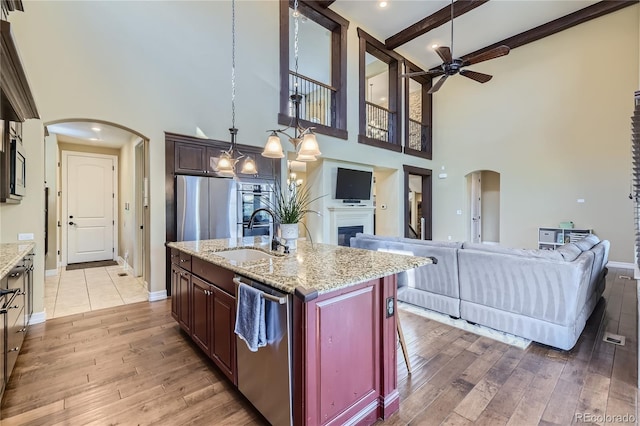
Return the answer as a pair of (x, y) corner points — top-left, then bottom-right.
(44, 263), (148, 318)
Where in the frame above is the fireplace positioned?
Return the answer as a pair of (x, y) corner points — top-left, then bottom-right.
(327, 206), (374, 245)
(338, 225), (364, 247)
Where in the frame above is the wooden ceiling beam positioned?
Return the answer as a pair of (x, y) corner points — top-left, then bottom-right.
(385, 0), (489, 50)
(456, 0), (638, 66)
(314, 0), (336, 8)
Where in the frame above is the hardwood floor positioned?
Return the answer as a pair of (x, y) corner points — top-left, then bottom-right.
(1, 268), (636, 425)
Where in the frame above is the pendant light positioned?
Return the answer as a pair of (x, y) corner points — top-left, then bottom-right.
(216, 0), (257, 177)
(261, 0), (321, 162)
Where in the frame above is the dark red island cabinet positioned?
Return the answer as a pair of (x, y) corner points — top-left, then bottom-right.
(169, 247), (400, 425)
(292, 274), (399, 425)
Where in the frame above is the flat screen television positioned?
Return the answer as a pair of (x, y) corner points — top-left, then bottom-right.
(335, 167), (372, 201)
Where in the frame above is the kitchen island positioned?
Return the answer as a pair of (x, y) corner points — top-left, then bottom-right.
(167, 237), (433, 425)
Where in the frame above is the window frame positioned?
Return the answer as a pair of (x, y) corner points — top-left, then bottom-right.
(278, 0), (349, 140)
(403, 59), (433, 160)
(357, 28), (402, 152)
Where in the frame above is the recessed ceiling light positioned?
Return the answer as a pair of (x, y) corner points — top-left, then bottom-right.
(89, 137), (98, 141)
(91, 126), (101, 132)
(379, 1), (388, 8)
(380, 97), (387, 101)
(431, 44), (439, 49)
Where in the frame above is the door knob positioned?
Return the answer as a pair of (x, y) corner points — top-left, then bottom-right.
(69, 221), (75, 225)
(69, 215), (74, 218)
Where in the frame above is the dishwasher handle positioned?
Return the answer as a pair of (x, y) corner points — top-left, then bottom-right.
(233, 277), (287, 305)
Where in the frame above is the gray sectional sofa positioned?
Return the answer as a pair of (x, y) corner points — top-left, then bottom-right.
(350, 233), (609, 350)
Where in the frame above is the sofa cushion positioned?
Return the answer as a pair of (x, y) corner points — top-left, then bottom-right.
(555, 243), (582, 261)
(376, 248), (415, 288)
(574, 234), (600, 251)
(355, 233), (462, 249)
(355, 233), (401, 242)
(461, 242), (563, 261)
(397, 237), (463, 249)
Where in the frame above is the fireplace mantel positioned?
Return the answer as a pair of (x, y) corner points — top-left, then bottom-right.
(328, 205), (374, 245)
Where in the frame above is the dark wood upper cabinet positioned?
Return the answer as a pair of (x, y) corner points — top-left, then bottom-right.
(0, 20), (38, 122)
(174, 142), (207, 175)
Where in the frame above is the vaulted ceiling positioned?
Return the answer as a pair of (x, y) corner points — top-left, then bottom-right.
(329, 0), (635, 72)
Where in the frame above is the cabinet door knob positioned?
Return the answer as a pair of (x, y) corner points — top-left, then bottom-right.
(8, 347), (19, 352)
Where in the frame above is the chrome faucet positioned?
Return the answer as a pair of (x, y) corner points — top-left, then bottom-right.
(248, 208), (289, 253)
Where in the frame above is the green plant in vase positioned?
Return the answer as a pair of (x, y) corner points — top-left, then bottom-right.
(267, 182), (323, 249)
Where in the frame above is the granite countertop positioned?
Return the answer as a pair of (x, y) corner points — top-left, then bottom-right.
(0, 242), (35, 280)
(167, 237), (433, 295)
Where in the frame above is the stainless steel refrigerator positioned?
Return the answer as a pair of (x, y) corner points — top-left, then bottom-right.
(176, 175), (238, 241)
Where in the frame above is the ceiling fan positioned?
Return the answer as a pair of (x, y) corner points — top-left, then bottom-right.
(402, 0), (510, 94)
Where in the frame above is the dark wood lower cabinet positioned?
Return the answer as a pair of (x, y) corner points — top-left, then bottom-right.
(170, 264), (180, 321)
(170, 255), (237, 385)
(191, 276), (211, 354)
(211, 285), (236, 383)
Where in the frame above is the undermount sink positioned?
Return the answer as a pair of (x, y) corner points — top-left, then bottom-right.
(213, 248), (274, 263)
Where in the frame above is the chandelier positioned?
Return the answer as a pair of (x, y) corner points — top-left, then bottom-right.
(261, 0), (321, 162)
(216, 0), (257, 177)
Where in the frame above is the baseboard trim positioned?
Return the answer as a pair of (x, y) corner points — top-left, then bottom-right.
(29, 311), (46, 325)
(45, 269), (58, 277)
(149, 290), (167, 302)
(607, 261), (635, 270)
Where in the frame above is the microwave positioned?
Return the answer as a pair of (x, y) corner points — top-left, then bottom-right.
(10, 139), (26, 197)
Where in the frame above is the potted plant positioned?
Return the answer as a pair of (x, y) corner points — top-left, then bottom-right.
(267, 182), (323, 249)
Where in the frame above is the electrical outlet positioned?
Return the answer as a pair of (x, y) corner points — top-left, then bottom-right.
(456, 210), (462, 215)
(18, 233), (34, 241)
(386, 297), (394, 318)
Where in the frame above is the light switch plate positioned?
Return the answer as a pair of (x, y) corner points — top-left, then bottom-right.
(18, 233), (34, 241)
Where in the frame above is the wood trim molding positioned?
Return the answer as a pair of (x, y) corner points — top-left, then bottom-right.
(277, 113), (348, 140)
(385, 0), (489, 50)
(457, 0), (638, 66)
(357, 28), (403, 63)
(403, 165), (432, 240)
(0, 20), (39, 121)
(358, 135), (402, 152)
(280, 0), (349, 139)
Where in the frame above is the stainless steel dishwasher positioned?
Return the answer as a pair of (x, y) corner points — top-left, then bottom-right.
(233, 276), (293, 426)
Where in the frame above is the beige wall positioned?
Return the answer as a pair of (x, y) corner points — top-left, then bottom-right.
(374, 168), (402, 236)
(0, 122), (46, 315)
(1, 1), (637, 319)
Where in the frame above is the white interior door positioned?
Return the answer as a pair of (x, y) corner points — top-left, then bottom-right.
(470, 172), (482, 243)
(65, 153), (116, 264)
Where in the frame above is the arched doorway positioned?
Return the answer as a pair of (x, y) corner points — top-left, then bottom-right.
(466, 170), (500, 244)
(43, 118), (150, 318)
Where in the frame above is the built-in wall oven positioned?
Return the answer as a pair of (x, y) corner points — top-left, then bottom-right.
(237, 182), (274, 237)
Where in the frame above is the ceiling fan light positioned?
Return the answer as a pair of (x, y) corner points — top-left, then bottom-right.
(298, 132), (321, 157)
(262, 133), (285, 158)
(240, 157), (257, 175)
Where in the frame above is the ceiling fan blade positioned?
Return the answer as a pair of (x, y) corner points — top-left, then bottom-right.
(464, 45), (510, 66)
(460, 69), (493, 83)
(427, 75), (449, 94)
(435, 46), (452, 63)
(401, 69), (443, 78)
